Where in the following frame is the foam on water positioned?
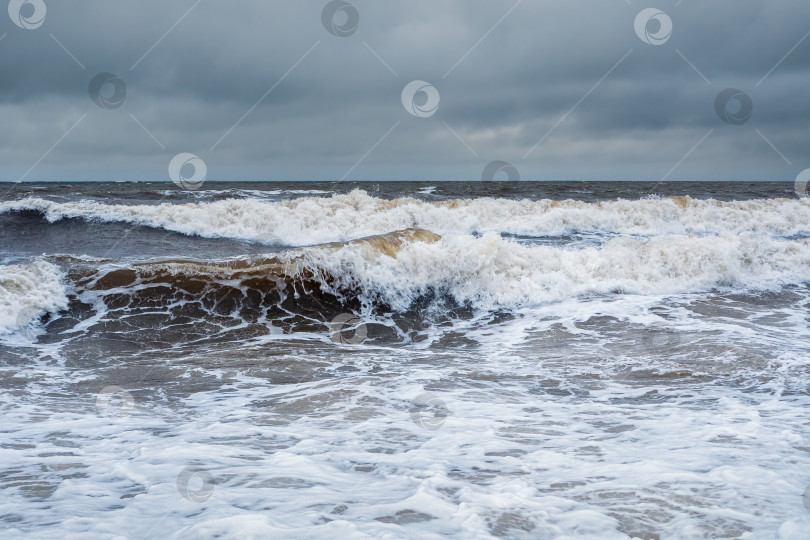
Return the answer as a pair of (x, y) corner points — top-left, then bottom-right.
(3, 186), (810, 539)
(3, 191), (810, 246)
(3, 293), (810, 538)
(2, 230), (805, 335)
(0, 260), (68, 334)
(292, 231), (810, 310)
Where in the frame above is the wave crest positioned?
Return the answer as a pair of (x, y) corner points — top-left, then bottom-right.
(4, 228), (810, 342)
(66, 229), (810, 313)
(0, 260), (68, 334)
(3, 191), (810, 246)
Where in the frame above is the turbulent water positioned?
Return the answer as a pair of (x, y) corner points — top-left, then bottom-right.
(1, 181), (809, 539)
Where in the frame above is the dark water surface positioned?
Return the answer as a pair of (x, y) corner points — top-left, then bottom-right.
(1, 181), (809, 539)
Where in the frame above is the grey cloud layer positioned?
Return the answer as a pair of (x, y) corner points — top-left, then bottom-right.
(1, 0), (808, 181)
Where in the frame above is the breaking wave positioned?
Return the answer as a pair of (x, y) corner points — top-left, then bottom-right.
(2, 190), (810, 246)
(0, 260), (68, 334)
(3, 227), (810, 339)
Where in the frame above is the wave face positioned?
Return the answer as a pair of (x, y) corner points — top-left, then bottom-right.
(3, 190), (810, 246)
(3, 229), (808, 339)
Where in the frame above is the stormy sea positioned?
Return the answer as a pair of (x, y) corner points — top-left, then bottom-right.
(1, 181), (810, 539)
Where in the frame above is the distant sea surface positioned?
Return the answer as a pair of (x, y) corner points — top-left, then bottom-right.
(1, 181), (809, 539)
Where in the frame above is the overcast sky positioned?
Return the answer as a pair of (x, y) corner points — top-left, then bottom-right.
(0, 0), (808, 182)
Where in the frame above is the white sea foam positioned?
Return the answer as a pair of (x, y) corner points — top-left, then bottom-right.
(0, 260), (68, 334)
(3, 191), (810, 246)
(4, 192), (810, 538)
(293, 232), (810, 309)
(155, 188), (331, 199)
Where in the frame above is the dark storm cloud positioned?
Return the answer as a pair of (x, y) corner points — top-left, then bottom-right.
(0, 0), (808, 182)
